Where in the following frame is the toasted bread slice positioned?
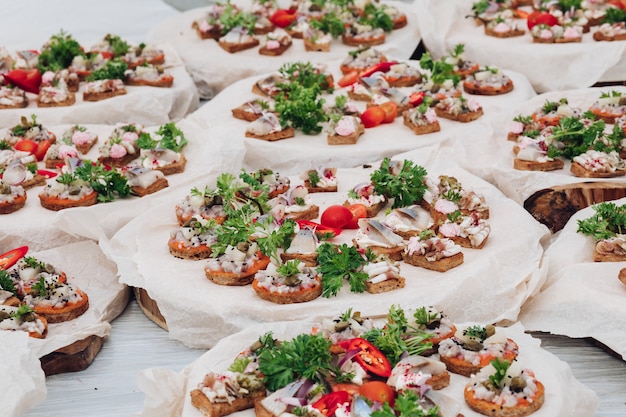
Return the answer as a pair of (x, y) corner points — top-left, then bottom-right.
(190, 387), (265, 417)
(435, 107), (483, 123)
(232, 100), (271, 122)
(464, 380), (545, 417)
(593, 249), (626, 262)
(245, 127), (295, 141)
(37, 92), (76, 107)
(204, 254), (270, 286)
(353, 240), (404, 261)
(593, 31), (626, 41)
(280, 252), (318, 267)
(303, 37), (330, 52)
(342, 33), (386, 47)
(619, 268), (626, 285)
(39, 190), (98, 211)
(441, 338), (518, 377)
(402, 251), (464, 272)
(0, 193), (26, 214)
(484, 26), (525, 38)
(218, 38), (260, 53)
(327, 123), (365, 145)
(155, 155), (187, 176)
(168, 241), (212, 260)
(304, 179), (337, 193)
(513, 158), (564, 171)
(365, 275), (405, 293)
(83, 87), (127, 102)
(463, 79), (514, 96)
(403, 112), (441, 135)
(33, 288), (89, 323)
(570, 161), (626, 178)
(125, 74), (174, 88)
(252, 275), (322, 304)
(131, 176), (169, 197)
(191, 21), (222, 40)
(259, 41), (292, 56)
(98, 151), (140, 168)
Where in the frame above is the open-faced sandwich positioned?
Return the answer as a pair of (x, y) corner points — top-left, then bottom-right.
(175, 185), (228, 226)
(0, 303), (48, 339)
(361, 253), (405, 293)
(37, 79), (76, 108)
(384, 205), (434, 239)
(484, 18), (525, 38)
(437, 212), (491, 249)
(589, 90), (626, 123)
(4, 115), (56, 146)
(344, 182), (387, 217)
(438, 324), (519, 377)
(168, 215), (218, 260)
(0, 159), (47, 190)
(219, 26), (260, 53)
(410, 306), (457, 356)
(327, 115), (365, 145)
(570, 149), (626, 178)
(576, 202), (626, 262)
(245, 112), (295, 141)
(124, 64), (173, 88)
(303, 26), (332, 52)
(204, 240), (271, 286)
(61, 125), (98, 154)
(122, 166), (169, 197)
(270, 185), (319, 221)
(352, 218), (405, 261)
(232, 99), (274, 122)
(83, 78), (127, 102)
(513, 135), (565, 172)
(531, 24), (583, 43)
(98, 123), (143, 167)
(434, 95), (483, 123)
(252, 259), (322, 304)
(259, 29), (293, 56)
(462, 67), (514, 95)
(43, 143), (80, 169)
(340, 46), (387, 74)
(402, 231), (464, 272)
(302, 167), (337, 193)
(342, 22), (386, 47)
(0, 179), (27, 214)
(39, 170), (98, 211)
(403, 100), (441, 135)
(190, 370), (266, 417)
(464, 359), (545, 417)
(280, 227), (319, 266)
(0, 85), (28, 109)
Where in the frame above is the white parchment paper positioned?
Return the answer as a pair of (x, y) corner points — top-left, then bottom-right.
(135, 320), (598, 417)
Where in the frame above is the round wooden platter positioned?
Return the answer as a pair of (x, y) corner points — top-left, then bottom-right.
(524, 181), (626, 233)
(40, 335), (104, 376)
(133, 286), (168, 330)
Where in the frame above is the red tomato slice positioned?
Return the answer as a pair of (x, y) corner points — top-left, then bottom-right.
(33, 139), (51, 161)
(312, 391), (351, 417)
(13, 139), (38, 154)
(296, 220), (341, 238)
(409, 92), (425, 107)
(361, 106), (385, 128)
(2, 69), (42, 94)
(344, 204), (367, 229)
(379, 102), (398, 124)
(359, 381), (395, 406)
(37, 169), (58, 179)
(338, 71), (359, 87)
(0, 246), (29, 270)
(343, 338), (392, 377)
(321, 205), (353, 229)
(331, 383), (361, 395)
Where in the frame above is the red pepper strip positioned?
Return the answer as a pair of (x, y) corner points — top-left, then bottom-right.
(344, 338), (392, 377)
(359, 61), (398, 78)
(312, 391), (351, 417)
(2, 69), (42, 94)
(409, 91), (425, 107)
(0, 246), (29, 270)
(296, 220), (341, 238)
(37, 169), (58, 179)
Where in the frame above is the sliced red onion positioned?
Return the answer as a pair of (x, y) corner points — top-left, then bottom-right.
(338, 348), (361, 368)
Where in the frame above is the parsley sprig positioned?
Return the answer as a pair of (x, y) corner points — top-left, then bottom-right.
(87, 58), (128, 81)
(275, 83), (328, 135)
(545, 115), (608, 160)
(0, 270), (16, 295)
(73, 161), (131, 203)
(135, 122), (188, 152)
(371, 390), (440, 417)
(257, 332), (335, 391)
(316, 243), (372, 297)
(370, 158), (428, 208)
(577, 202), (626, 240)
(488, 358), (510, 389)
(37, 30), (85, 73)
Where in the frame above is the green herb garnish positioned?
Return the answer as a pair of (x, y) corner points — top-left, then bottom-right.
(316, 242), (369, 297)
(370, 158), (428, 208)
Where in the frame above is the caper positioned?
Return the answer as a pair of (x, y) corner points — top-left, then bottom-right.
(249, 340), (262, 352)
(43, 263), (56, 274)
(284, 275), (302, 287)
(204, 195), (215, 207)
(430, 84), (441, 93)
(68, 185), (81, 195)
(481, 380), (499, 393)
(485, 324), (496, 338)
(22, 312), (36, 322)
(236, 242), (250, 252)
(426, 319), (441, 329)
(619, 96), (626, 106)
(463, 340), (483, 352)
(0, 311), (10, 321)
(510, 376), (527, 392)
(352, 311), (365, 324)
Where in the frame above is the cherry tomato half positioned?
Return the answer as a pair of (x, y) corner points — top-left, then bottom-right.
(331, 383), (361, 395)
(344, 204), (367, 229)
(33, 139), (51, 161)
(270, 9), (297, 28)
(379, 102), (398, 124)
(321, 205), (353, 229)
(361, 106), (386, 128)
(340, 338), (392, 377)
(2, 68), (42, 94)
(296, 220), (342, 238)
(359, 381), (395, 406)
(312, 391), (351, 417)
(13, 139), (38, 154)
(526, 11), (558, 30)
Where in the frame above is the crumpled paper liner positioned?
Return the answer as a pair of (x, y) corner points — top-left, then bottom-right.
(0, 332), (47, 417)
(107, 145), (549, 348)
(0, 44), (198, 127)
(415, 0), (626, 93)
(135, 320), (598, 417)
(485, 87), (626, 206)
(191, 59), (535, 176)
(6, 240), (130, 358)
(520, 197), (626, 359)
(0, 116), (243, 251)
(147, 0), (421, 99)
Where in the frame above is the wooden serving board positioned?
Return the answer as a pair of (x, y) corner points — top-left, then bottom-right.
(524, 182), (626, 233)
(133, 286), (168, 330)
(40, 335), (104, 376)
